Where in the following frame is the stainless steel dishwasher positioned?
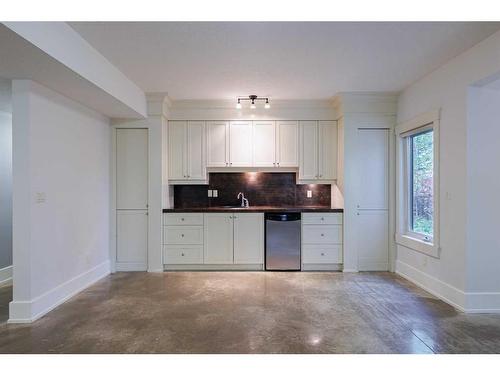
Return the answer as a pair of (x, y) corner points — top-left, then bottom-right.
(265, 212), (301, 271)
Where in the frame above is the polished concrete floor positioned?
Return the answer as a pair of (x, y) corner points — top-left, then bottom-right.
(1, 272), (500, 353)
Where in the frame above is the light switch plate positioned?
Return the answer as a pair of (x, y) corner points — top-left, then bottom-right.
(307, 190), (312, 198)
(213, 190), (218, 197)
(207, 190), (213, 197)
(35, 192), (46, 203)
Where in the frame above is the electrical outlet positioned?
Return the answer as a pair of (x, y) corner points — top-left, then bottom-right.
(213, 190), (218, 198)
(207, 190), (213, 197)
(307, 190), (312, 198)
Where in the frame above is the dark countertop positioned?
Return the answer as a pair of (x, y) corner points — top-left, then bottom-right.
(163, 206), (343, 213)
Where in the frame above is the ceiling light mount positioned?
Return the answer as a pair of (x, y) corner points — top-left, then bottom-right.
(236, 95), (270, 109)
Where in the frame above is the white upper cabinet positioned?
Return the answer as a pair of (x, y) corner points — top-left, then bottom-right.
(186, 121), (205, 180)
(230, 121), (253, 167)
(206, 121), (229, 167)
(168, 121), (186, 180)
(299, 120), (338, 182)
(253, 121), (276, 167)
(168, 121), (206, 182)
(276, 121), (299, 167)
(299, 121), (319, 180)
(318, 121), (338, 180)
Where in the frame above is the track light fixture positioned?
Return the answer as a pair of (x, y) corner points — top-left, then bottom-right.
(236, 95), (271, 109)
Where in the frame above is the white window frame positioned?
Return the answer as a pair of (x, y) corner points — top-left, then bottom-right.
(395, 109), (440, 258)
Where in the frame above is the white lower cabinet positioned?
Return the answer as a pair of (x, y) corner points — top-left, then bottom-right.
(163, 212), (264, 269)
(204, 213), (234, 264)
(301, 213), (343, 270)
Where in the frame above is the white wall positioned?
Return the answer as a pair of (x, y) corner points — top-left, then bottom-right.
(396, 30), (500, 311)
(9, 80), (111, 322)
(0, 110), (12, 271)
(465, 85), (500, 310)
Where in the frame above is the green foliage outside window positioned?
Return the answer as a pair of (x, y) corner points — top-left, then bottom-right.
(410, 130), (433, 237)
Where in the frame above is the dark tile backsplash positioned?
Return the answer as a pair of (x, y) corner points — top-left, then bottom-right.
(174, 173), (331, 208)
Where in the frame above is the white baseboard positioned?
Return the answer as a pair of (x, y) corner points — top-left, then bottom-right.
(395, 259), (466, 312)
(464, 292), (500, 313)
(115, 262), (147, 272)
(0, 265), (13, 287)
(396, 260), (500, 313)
(8, 260), (110, 323)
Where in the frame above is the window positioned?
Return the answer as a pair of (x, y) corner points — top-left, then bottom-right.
(409, 129), (433, 240)
(396, 110), (440, 257)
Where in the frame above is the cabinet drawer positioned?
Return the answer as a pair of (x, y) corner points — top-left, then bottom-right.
(164, 226), (203, 245)
(302, 213), (342, 225)
(302, 244), (342, 264)
(302, 224), (342, 244)
(163, 245), (203, 264)
(164, 213), (204, 226)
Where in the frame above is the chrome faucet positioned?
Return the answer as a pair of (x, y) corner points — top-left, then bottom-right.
(237, 192), (249, 208)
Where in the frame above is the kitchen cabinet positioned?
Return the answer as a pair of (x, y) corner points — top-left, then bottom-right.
(299, 121), (318, 180)
(115, 128), (149, 271)
(356, 128), (389, 271)
(203, 213), (234, 264)
(253, 121), (276, 167)
(302, 212), (343, 270)
(230, 121), (253, 166)
(168, 121), (206, 182)
(299, 121), (337, 183)
(233, 213), (264, 264)
(163, 212), (264, 269)
(207, 121), (230, 167)
(319, 121), (338, 180)
(276, 121), (299, 167)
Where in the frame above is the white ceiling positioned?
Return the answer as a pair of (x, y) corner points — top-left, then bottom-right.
(70, 22), (500, 100)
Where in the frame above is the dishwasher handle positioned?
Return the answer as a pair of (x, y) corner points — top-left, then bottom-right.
(265, 212), (301, 221)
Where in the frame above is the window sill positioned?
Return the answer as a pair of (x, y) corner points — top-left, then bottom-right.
(396, 233), (440, 258)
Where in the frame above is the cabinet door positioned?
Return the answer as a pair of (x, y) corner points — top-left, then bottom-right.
(206, 121), (229, 167)
(318, 121), (338, 180)
(356, 210), (389, 271)
(299, 121), (318, 180)
(233, 213), (264, 264)
(116, 128), (149, 209)
(252, 121), (276, 167)
(276, 121), (299, 167)
(168, 121), (186, 179)
(187, 121), (205, 180)
(117, 210), (148, 267)
(357, 128), (389, 209)
(230, 121), (253, 166)
(204, 213), (234, 264)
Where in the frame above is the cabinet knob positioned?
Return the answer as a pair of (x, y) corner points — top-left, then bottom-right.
(320, 233), (324, 237)
(277, 162), (280, 166)
(181, 218), (185, 221)
(181, 234), (184, 237)
(181, 253), (185, 256)
(321, 253), (325, 256)
(320, 217), (324, 221)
